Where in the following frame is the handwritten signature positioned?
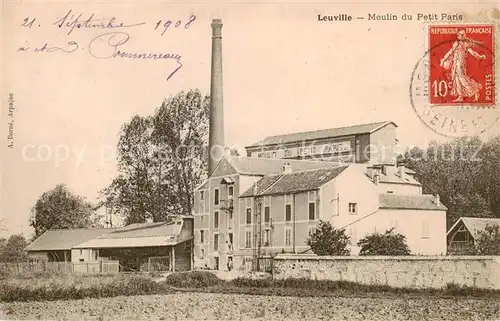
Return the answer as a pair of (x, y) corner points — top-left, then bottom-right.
(18, 32), (183, 81)
(54, 10), (146, 36)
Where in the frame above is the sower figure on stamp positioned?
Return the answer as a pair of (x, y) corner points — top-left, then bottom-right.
(440, 30), (486, 102)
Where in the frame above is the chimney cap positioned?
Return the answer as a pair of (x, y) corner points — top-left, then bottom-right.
(211, 19), (223, 26)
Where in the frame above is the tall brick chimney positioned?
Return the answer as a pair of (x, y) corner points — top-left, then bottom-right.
(208, 19), (225, 175)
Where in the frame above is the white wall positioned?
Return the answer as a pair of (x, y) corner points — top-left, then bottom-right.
(378, 182), (422, 195)
(320, 165), (379, 229)
(71, 248), (99, 263)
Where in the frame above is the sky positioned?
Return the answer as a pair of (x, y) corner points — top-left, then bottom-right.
(2, 1), (499, 238)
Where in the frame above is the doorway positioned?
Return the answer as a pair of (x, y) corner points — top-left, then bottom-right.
(214, 257), (220, 270)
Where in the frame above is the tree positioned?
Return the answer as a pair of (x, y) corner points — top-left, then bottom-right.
(101, 89), (210, 225)
(306, 220), (350, 256)
(474, 224), (500, 255)
(0, 234), (28, 262)
(30, 184), (101, 238)
(357, 228), (411, 256)
(400, 136), (499, 229)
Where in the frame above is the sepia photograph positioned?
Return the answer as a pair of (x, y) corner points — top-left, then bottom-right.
(1, 1), (499, 320)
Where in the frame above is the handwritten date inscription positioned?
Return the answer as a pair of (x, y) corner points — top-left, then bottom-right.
(18, 10), (196, 81)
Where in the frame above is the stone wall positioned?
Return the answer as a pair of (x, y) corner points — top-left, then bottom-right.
(273, 254), (500, 289)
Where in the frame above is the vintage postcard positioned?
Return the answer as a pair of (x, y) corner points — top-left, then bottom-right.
(1, 1), (500, 320)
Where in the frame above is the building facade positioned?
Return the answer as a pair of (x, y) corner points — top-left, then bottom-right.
(245, 121), (398, 164)
(193, 156), (448, 271)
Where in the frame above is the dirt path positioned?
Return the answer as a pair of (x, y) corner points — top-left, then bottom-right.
(1, 292), (499, 320)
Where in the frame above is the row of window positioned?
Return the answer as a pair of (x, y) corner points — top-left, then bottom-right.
(199, 186), (234, 208)
(197, 228), (298, 250)
(199, 189), (359, 219)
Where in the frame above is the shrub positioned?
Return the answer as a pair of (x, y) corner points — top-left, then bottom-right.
(306, 220), (350, 256)
(0, 274), (167, 302)
(474, 224), (500, 255)
(358, 228), (411, 256)
(164, 271), (224, 288)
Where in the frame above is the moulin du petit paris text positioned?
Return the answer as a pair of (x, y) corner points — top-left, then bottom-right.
(317, 12), (463, 22)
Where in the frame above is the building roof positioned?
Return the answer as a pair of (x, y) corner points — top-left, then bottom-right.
(25, 228), (115, 252)
(379, 194), (447, 211)
(247, 121), (395, 148)
(74, 220), (190, 249)
(449, 217), (500, 238)
(241, 166), (349, 197)
(225, 156), (339, 176)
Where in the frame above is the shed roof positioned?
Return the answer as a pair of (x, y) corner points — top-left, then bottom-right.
(379, 194), (447, 211)
(247, 121), (395, 147)
(25, 228), (115, 252)
(74, 220), (189, 249)
(241, 166), (348, 197)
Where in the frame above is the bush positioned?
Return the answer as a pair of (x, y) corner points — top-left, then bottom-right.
(306, 220), (350, 256)
(164, 271), (224, 288)
(358, 228), (411, 256)
(0, 274), (168, 302)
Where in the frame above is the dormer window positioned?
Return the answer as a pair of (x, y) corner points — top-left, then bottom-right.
(228, 186), (234, 198)
(200, 191), (204, 201)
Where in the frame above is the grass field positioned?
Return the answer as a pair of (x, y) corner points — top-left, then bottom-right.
(2, 292), (499, 320)
(1, 272), (499, 320)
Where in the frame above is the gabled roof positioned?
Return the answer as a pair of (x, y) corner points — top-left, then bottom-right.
(241, 166), (349, 197)
(225, 156), (339, 176)
(25, 228), (115, 252)
(448, 217), (500, 238)
(247, 121), (395, 148)
(379, 194), (447, 211)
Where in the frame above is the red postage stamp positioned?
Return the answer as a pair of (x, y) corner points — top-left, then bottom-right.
(428, 24), (495, 106)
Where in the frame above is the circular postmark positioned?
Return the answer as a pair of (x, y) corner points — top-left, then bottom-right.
(410, 24), (498, 137)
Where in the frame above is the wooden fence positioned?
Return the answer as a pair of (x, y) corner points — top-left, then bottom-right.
(0, 261), (119, 277)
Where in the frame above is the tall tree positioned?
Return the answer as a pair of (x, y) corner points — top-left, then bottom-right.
(0, 234), (28, 262)
(30, 184), (101, 237)
(400, 136), (497, 228)
(102, 89), (210, 224)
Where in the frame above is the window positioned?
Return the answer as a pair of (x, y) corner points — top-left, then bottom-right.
(228, 186), (234, 198)
(214, 189), (219, 205)
(285, 228), (292, 246)
(214, 211), (219, 228)
(201, 249), (205, 259)
(285, 194), (292, 222)
(348, 203), (357, 214)
(79, 249), (83, 255)
(228, 233), (234, 244)
(422, 221), (430, 238)
(200, 191), (205, 201)
(264, 196), (271, 223)
(94, 250), (98, 261)
(285, 204), (292, 221)
(263, 229), (270, 246)
(79, 258), (84, 262)
(264, 206), (270, 223)
(200, 230), (205, 244)
(214, 234), (219, 251)
(308, 191), (317, 220)
(245, 230), (252, 248)
(308, 203), (315, 220)
(348, 228), (358, 244)
(246, 208), (252, 224)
